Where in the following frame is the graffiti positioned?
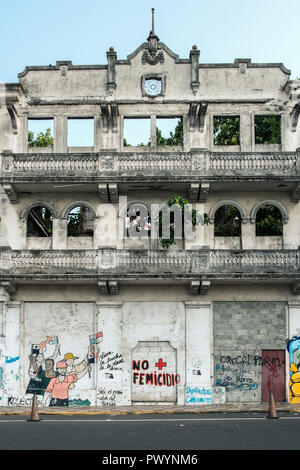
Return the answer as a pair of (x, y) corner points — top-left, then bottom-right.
(192, 369), (202, 376)
(286, 336), (300, 403)
(219, 354), (284, 368)
(99, 351), (125, 372)
(132, 359), (181, 386)
(215, 377), (258, 391)
(5, 356), (19, 364)
(8, 396), (44, 406)
(69, 398), (91, 407)
(105, 373), (114, 379)
(97, 387), (123, 407)
(133, 371), (180, 386)
(215, 355), (259, 393)
(185, 386), (212, 404)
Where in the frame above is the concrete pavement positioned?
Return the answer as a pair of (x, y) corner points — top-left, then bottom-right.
(0, 401), (299, 416)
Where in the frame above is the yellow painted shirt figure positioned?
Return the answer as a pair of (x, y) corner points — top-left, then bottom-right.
(289, 363), (300, 403)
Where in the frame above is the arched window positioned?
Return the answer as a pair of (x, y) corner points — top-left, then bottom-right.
(255, 205), (283, 236)
(214, 205), (241, 237)
(26, 206), (53, 237)
(67, 206), (94, 237)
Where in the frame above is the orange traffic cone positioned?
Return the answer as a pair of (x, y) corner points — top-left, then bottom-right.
(28, 393), (40, 422)
(266, 390), (279, 419)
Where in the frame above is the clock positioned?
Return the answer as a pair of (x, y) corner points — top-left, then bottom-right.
(144, 78), (162, 97)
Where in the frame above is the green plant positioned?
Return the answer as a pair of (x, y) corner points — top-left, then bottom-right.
(28, 128), (53, 147)
(159, 194), (200, 249)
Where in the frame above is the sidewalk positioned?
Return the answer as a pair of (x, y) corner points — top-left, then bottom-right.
(0, 402), (299, 416)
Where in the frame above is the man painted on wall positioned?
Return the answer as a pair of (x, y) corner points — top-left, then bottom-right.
(44, 360), (77, 406)
(26, 342), (60, 396)
(63, 345), (97, 388)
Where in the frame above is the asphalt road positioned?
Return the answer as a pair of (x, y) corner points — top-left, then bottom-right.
(0, 412), (299, 452)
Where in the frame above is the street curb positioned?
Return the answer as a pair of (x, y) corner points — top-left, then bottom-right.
(0, 407), (299, 416)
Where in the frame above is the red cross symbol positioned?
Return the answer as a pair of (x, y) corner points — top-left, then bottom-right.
(155, 358), (167, 370)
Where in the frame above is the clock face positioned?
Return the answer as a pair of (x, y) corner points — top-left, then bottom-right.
(144, 78), (162, 96)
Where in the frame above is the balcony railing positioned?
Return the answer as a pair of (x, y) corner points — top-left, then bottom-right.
(1, 151), (299, 181)
(1, 248), (299, 280)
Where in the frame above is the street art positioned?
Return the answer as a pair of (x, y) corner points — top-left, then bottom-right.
(286, 336), (300, 403)
(215, 355), (259, 393)
(26, 331), (103, 406)
(132, 358), (181, 386)
(97, 387), (123, 407)
(5, 356), (19, 364)
(98, 351), (125, 372)
(185, 386), (212, 404)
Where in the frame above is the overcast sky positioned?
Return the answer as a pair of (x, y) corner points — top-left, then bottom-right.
(1, 0), (299, 83)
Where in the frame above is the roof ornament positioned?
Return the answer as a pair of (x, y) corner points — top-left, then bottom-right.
(142, 8), (164, 65)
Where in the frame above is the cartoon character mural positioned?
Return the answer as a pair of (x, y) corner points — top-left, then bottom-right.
(286, 336), (300, 403)
(26, 332), (103, 406)
(26, 338), (60, 396)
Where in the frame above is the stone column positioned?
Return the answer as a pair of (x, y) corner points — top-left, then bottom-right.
(52, 218), (67, 249)
(54, 115), (67, 153)
(2, 300), (22, 406)
(95, 301), (129, 406)
(241, 219), (255, 249)
(184, 301), (220, 405)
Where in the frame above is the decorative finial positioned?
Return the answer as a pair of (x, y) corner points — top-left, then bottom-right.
(152, 8), (155, 34)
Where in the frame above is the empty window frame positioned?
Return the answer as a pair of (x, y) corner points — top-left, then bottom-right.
(28, 119), (54, 147)
(214, 205), (241, 237)
(27, 206), (53, 237)
(254, 115), (281, 144)
(156, 117), (183, 147)
(213, 116), (240, 146)
(123, 118), (151, 147)
(67, 118), (94, 147)
(255, 205), (283, 236)
(67, 206), (94, 237)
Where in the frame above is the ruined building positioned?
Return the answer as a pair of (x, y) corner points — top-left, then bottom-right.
(1, 14), (300, 407)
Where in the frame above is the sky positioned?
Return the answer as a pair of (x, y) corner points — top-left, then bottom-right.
(1, 0), (299, 144)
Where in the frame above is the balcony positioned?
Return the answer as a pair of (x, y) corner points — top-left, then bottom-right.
(1, 151), (299, 189)
(0, 248), (299, 284)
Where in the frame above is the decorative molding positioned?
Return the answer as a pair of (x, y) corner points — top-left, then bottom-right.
(6, 105), (18, 134)
(19, 201), (58, 221)
(2, 183), (19, 204)
(208, 200), (248, 224)
(61, 201), (97, 220)
(190, 45), (200, 94)
(291, 102), (300, 131)
(291, 183), (300, 202)
(106, 47), (117, 95)
(188, 280), (211, 295)
(250, 200), (289, 224)
(98, 280), (119, 295)
(100, 104), (118, 132)
(199, 183), (210, 202)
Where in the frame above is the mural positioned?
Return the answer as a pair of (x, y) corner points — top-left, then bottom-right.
(26, 331), (103, 406)
(286, 336), (300, 403)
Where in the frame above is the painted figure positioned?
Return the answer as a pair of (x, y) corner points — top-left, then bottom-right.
(44, 360), (77, 406)
(26, 342), (60, 396)
(63, 345), (98, 388)
(286, 336), (300, 403)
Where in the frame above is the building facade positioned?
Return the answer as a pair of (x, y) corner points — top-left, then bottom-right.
(1, 21), (300, 407)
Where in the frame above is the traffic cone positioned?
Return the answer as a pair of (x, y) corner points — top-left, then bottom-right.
(266, 390), (279, 419)
(28, 393), (40, 422)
